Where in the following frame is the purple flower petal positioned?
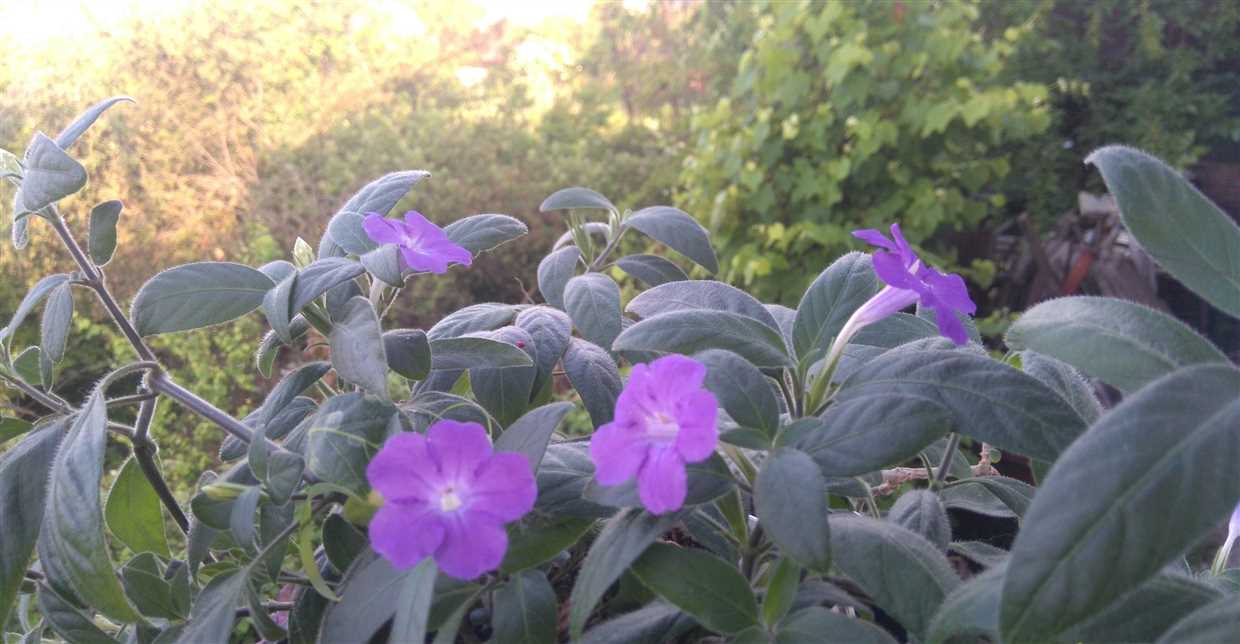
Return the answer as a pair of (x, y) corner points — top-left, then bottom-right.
(363, 214), (407, 246)
(871, 250), (923, 291)
(435, 517), (508, 580)
(650, 354), (708, 399)
(889, 223), (915, 265)
(923, 269), (976, 314)
(674, 390), (718, 462)
(427, 421), (493, 482)
(637, 446), (687, 515)
(930, 303), (969, 345)
(852, 228), (897, 251)
(401, 246), (450, 274)
(369, 505), (444, 569)
(365, 432), (436, 502)
(402, 210), (436, 234)
(589, 421), (648, 485)
(425, 239), (474, 266)
(470, 452), (537, 522)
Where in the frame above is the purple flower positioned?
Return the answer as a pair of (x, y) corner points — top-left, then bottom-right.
(365, 420), (536, 579)
(362, 211), (472, 274)
(847, 223), (977, 345)
(589, 354), (719, 515)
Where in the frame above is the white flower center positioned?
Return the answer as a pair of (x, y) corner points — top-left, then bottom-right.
(439, 487), (463, 512)
(646, 411), (680, 442)
(401, 232), (424, 252)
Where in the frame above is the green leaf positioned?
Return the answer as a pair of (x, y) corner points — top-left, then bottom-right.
(320, 171), (430, 258)
(319, 549), (412, 644)
(105, 457), (171, 557)
(131, 262), (275, 336)
(501, 516), (594, 574)
(627, 280), (779, 330)
(564, 273), (623, 350)
(120, 553), (183, 620)
(615, 254), (688, 287)
(1000, 364), (1240, 642)
(174, 569), (245, 644)
(427, 303), (521, 341)
(39, 281), (73, 363)
(888, 490), (950, 551)
(833, 348), (1087, 462)
(630, 543), (759, 635)
(925, 563), (1004, 644)
(495, 401), (574, 472)
(537, 246), (580, 309)
(777, 606), (897, 644)
(329, 297), (389, 399)
(13, 346), (43, 386)
(755, 448), (831, 572)
(443, 213), (527, 253)
(389, 559), (438, 644)
(0, 422), (64, 628)
(54, 96), (134, 149)
(257, 361), (331, 428)
(793, 252), (882, 365)
(625, 206), (718, 273)
(613, 310), (792, 368)
(228, 486), (261, 548)
(1156, 595), (1240, 644)
(785, 395), (951, 477)
(830, 516), (960, 640)
(259, 259), (297, 283)
(13, 132), (87, 215)
(291, 257), (365, 314)
(0, 416), (32, 446)
(562, 338), (621, 428)
(383, 329), (431, 380)
(39, 392), (142, 623)
(493, 569), (558, 644)
(261, 273), (298, 344)
(579, 601), (695, 644)
(1086, 145), (1240, 317)
(762, 558), (801, 627)
(429, 336), (533, 370)
(87, 200), (122, 265)
(359, 244), (403, 286)
(569, 509), (676, 638)
(36, 584), (119, 644)
(246, 578), (288, 642)
(471, 326), (537, 426)
(1006, 296), (1228, 393)
(1, 273), (71, 351)
(322, 512), (368, 573)
(695, 349), (779, 438)
(540, 187), (616, 213)
(534, 442), (610, 518)
(305, 393), (395, 494)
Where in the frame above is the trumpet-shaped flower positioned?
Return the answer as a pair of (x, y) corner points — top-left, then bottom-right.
(589, 354), (718, 515)
(824, 223), (977, 367)
(366, 420), (536, 579)
(363, 211), (472, 274)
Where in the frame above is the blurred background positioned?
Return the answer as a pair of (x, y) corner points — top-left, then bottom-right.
(2, 0), (1239, 487)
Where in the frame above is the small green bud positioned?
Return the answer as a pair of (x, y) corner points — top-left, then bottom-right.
(293, 237), (314, 267)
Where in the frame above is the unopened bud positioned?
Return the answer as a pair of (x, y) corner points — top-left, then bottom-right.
(293, 237), (314, 267)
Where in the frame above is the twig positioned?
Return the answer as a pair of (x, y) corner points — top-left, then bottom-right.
(932, 433), (960, 488)
(872, 461), (998, 496)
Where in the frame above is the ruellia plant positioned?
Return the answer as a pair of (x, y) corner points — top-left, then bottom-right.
(2, 98), (1239, 644)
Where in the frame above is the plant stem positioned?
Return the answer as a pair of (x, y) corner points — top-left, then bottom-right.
(132, 440), (190, 534)
(587, 223), (628, 271)
(148, 372), (254, 443)
(933, 433), (960, 489)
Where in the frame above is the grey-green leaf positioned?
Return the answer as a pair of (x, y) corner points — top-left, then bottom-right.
(389, 559), (438, 644)
(615, 254), (688, 287)
(429, 336), (533, 371)
(329, 297), (389, 399)
(39, 392), (142, 623)
(755, 448), (831, 572)
(625, 206), (718, 273)
(888, 490), (950, 551)
(495, 402), (574, 472)
(569, 509), (676, 638)
(564, 273), (623, 350)
(627, 280), (779, 330)
(13, 133), (87, 215)
(1, 273), (72, 350)
(793, 252), (882, 365)
(1019, 350), (1103, 424)
(630, 543), (760, 635)
(1007, 296), (1228, 393)
(174, 569), (245, 644)
(88, 200), (122, 265)
(831, 516), (960, 640)
(305, 393), (395, 494)
(39, 281), (73, 363)
(926, 563), (1004, 644)
(1000, 364), (1240, 642)
(540, 187), (616, 213)
(537, 246), (580, 309)
(562, 338), (621, 428)
(493, 569), (558, 644)
(777, 606), (898, 644)
(131, 262), (275, 336)
(1156, 595), (1240, 644)
(0, 422), (64, 627)
(613, 310), (792, 368)
(36, 584), (119, 644)
(1086, 145), (1240, 317)
(427, 303), (521, 341)
(695, 349), (779, 438)
(105, 457), (171, 557)
(383, 329), (431, 380)
(54, 96), (134, 149)
(443, 213), (527, 253)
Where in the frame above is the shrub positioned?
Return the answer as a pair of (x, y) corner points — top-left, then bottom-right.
(2, 99), (1240, 643)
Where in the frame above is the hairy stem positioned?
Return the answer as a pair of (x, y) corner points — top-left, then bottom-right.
(149, 372), (254, 443)
(132, 440), (190, 534)
(933, 433), (960, 489)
